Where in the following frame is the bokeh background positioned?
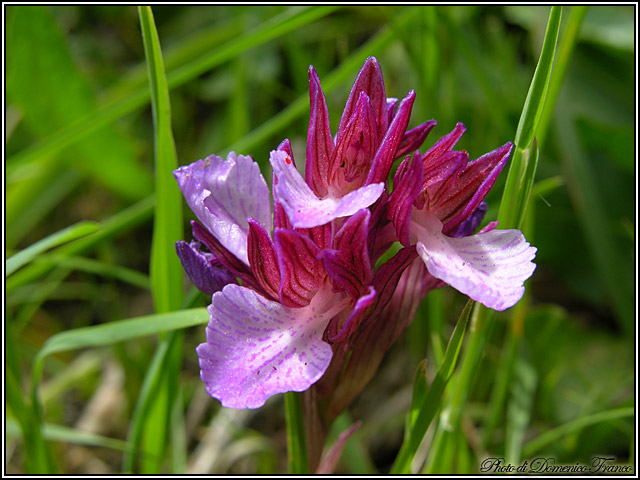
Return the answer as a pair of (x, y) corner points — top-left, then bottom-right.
(5, 5), (636, 474)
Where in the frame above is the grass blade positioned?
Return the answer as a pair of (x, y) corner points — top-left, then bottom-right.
(499, 6), (562, 230)
(536, 6), (589, 147)
(225, 6), (417, 158)
(140, 5), (183, 314)
(6, 221), (100, 277)
(6, 7), (339, 172)
(7, 195), (155, 294)
(522, 407), (633, 458)
(390, 300), (473, 474)
(6, 419), (137, 454)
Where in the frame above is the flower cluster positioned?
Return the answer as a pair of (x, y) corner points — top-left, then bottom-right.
(174, 57), (536, 411)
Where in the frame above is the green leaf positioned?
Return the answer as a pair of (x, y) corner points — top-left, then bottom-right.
(7, 419), (137, 454)
(522, 407), (633, 457)
(6, 7), (339, 172)
(6, 6), (152, 202)
(139, 6), (183, 314)
(285, 392), (309, 474)
(390, 300), (473, 474)
(6, 196), (154, 294)
(499, 6), (562, 230)
(225, 7), (418, 159)
(6, 221), (100, 277)
(34, 308), (207, 362)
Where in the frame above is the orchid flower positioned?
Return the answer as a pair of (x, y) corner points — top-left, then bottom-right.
(388, 123), (537, 311)
(172, 57), (537, 414)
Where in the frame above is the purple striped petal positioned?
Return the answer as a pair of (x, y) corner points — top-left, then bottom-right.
(414, 213), (537, 311)
(270, 150), (384, 229)
(325, 286), (376, 343)
(197, 285), (341, 409)
(174, 153), (271, 265)
(395, 120), (437, 160)
(436, 142), (512, 234)
(306, 67), (334, 197)
(329, 92), (377, 194)
(247, 218), (281, 301)
(275, 228), (325, 308)
(388, 154), (423, 247)
(175, 240), (237, 296)
(337, 57), (388, 145)
(320, 209), (373, 299)
(366, 90), (416, 185)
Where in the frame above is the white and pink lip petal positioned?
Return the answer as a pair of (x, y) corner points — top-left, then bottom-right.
(196, 284), (338, 409)
(270, 149), (384, 229)
(413, 215), (537, 311)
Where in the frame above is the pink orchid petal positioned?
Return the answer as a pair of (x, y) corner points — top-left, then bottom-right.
(275, 228), (325, 308)
(270, 150), (384, 229)
(174, 153), (271, 265)
(414, 215), (537, 311)
(306, 67), (334, 197)
(337, 57), (388, 144)
(247, 218), (281, 301)
(197, 285), (338, 409)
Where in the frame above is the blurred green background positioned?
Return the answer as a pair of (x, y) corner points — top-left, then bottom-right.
(5, 5), (635, 474)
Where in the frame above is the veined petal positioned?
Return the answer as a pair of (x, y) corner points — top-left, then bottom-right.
(366, 90), (416, 185)
(270, 149), (384, 229)
(275, 228), (325, 308)
(329, 92), (377, 194)
(306, 67), (334, 197)
(197, 285), (337, 409)
(175, 240), (237, 296)
(174, 153), (271, 265)
(247, 218), (281, 301)
(320, 209), (372, 299)
(325, 286), (377, 343)
(432, 142), (513, 234)
(337, 57), (388, 144)
(388, 154), (423, 247)
(413, 213), (536, 311)
(395, 120), (437, 160)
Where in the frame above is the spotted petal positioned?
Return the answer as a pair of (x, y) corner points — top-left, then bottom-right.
(270, 149), (384, 229)
(197, 285), (341, 409)
(413, 214), (536, 311)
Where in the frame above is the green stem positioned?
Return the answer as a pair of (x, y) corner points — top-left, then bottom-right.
(285, 392), (309, 474)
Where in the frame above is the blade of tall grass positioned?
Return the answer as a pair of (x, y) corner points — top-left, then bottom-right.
(225, 6), (418, 159)
(6, 6), (151, 201)
(498, 6), (562, 230)
(32, 308), (208, 368)
(522, 407), (633, 458)
(504, 352), (537, 464)
(390, 300), (473, 474)
(6, 221), (100, 277)
(6, 7), (339, 172)
(140, 5), (185, 472)
(6, 419), (137, 454)
(140, 5), (183, 314)
(7, 195), (154, 294)
(7, 367), (56, 473)
(536, 6), (589, 148)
